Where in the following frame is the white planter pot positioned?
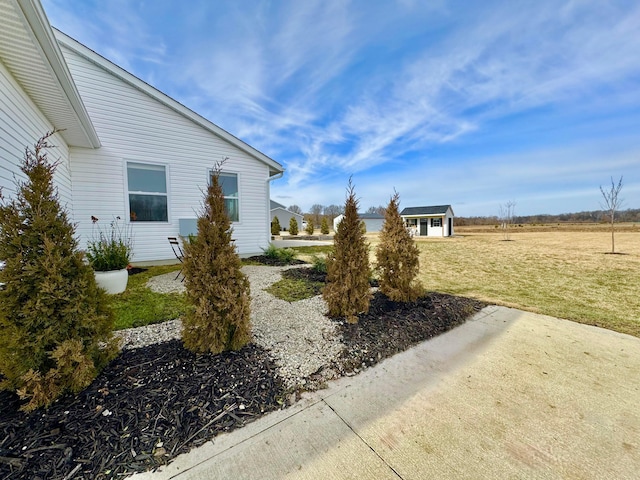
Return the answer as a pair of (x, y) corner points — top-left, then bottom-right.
(94, 268), (129, 294)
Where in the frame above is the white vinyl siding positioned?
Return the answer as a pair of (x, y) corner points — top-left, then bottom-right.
(0, 59), (73, 214)
(61, 45), (273, 261)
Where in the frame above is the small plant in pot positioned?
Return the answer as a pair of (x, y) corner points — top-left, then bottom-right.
(86, 216), (133, 294)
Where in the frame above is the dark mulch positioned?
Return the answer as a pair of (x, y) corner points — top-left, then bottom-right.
(127, 267), (148, 276)
(282, 266), (379, 289)
(332, 291), (485, 374)
(0, 266), (486, 480)
(244, 255), (306, 266)
(0, 343), (284, 480)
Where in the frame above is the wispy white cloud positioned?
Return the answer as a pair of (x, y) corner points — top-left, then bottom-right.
(42, 0), (640, 214)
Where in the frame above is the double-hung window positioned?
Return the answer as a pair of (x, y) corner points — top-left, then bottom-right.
(210, 172), (239, 222)
(431, 218), (442, 227)
(127, 162), (168, 222)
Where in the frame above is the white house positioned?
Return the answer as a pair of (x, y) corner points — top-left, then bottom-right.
(400, 205), (454, 237)
(0, 0), (284, 263)
(333, 212), (385, 233)
(270, 201), (303, 231)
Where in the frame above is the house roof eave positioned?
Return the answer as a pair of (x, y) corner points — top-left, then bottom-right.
(8, 0), (100, 148)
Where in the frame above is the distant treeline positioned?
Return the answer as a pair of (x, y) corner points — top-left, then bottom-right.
(457, 208), (640, 226)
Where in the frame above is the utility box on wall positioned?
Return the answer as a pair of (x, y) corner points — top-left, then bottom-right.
(179, 218), (198, 237)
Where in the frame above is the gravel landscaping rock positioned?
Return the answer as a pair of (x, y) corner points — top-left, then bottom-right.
(0, 263), (485, 480)
(125, 265), (342, 389)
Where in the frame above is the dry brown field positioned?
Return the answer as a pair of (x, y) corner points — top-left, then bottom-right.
(367, 224), (640, 337)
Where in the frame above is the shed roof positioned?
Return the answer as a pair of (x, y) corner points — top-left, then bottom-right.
(400, 205), (452, 216)
(360, 213), (384, 219)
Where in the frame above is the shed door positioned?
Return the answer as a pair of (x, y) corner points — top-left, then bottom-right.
(448, 217), (453, 236)
(420, 219), (428, 236)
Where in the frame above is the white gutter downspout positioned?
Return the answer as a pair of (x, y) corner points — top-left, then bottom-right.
(265, 171), (285, 246)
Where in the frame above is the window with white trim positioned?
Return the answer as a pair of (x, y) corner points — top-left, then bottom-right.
(127, 162), (168, 222)
(210, 172), (239, 222)
(431, 218), (442, 227)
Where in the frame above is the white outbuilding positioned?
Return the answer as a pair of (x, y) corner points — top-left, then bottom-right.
(400, 205), (455, 237)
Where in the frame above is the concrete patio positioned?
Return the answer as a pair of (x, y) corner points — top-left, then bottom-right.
(132, 306), (640, 479)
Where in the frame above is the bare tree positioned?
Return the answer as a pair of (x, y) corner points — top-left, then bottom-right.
(309, 204), (324, 227)
(323, 204), (344, 223)
(366, 205), (387, 216)
(288, 204), (302, 214)
(600, 176), (624, 253)
(499, 201), (516, 241)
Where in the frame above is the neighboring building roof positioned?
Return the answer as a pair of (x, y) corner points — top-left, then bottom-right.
(270, 200), (287, 210)
(54, 29), (284, 177)
(0, 0), (100, 148)
(400, 205), (453, 216)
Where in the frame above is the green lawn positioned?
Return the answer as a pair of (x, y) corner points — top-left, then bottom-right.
(110, 265), (187, 330)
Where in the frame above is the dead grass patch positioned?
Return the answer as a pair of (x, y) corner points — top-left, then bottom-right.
(369, 231), (640, 337)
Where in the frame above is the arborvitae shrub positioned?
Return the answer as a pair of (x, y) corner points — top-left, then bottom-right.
(0, 132), (117, 411)
(305, 217), (314, 235)
(375, 192), (423, 302)
(321, 217), (330, 234)
(289, 217), (299, 235)
(271, 216), (281, 236)
(181, 163), (251, 354)
(323, 179), (371, 323)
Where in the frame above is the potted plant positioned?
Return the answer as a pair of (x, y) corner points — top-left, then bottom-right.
(86, 216), (133, 294)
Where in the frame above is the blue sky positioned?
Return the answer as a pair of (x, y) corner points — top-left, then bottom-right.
(42, 0), (640, 216)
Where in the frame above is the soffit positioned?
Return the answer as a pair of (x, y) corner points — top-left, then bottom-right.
(0, 0), (99, 147)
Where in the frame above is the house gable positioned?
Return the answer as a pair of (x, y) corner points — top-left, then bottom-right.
(54, 30), (282, 177)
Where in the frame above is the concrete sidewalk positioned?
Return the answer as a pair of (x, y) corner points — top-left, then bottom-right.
(132, 306), (640, 479)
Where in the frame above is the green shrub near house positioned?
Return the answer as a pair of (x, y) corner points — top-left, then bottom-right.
(0, 132), (117, 411)
(181, 162), (251, 354)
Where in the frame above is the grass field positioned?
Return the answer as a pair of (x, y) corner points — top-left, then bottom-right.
(368, 226), (640, 337)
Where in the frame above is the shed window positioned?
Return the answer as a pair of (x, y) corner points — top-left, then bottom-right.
(210, 172), (239, 222)
(127, 162), (168, 222)
(431, 218), (442, 227)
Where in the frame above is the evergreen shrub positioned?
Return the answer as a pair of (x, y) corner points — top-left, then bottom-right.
(181, 162), (251, 354)
(271, 216), (281, 236)
(0, 132), (117, 411)
(262, 244), (297, 263)
(321, 217), (330, 234)
(375, 192), (423, 302)
(305, 217), (314, 235)
(323, 179), (371, 323)
(289, 217), (299, 235)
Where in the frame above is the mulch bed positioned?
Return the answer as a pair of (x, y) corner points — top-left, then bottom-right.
(244, 255), (306, 266)
(0, 344), (283, 480)
(0, 265), (486, 480)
